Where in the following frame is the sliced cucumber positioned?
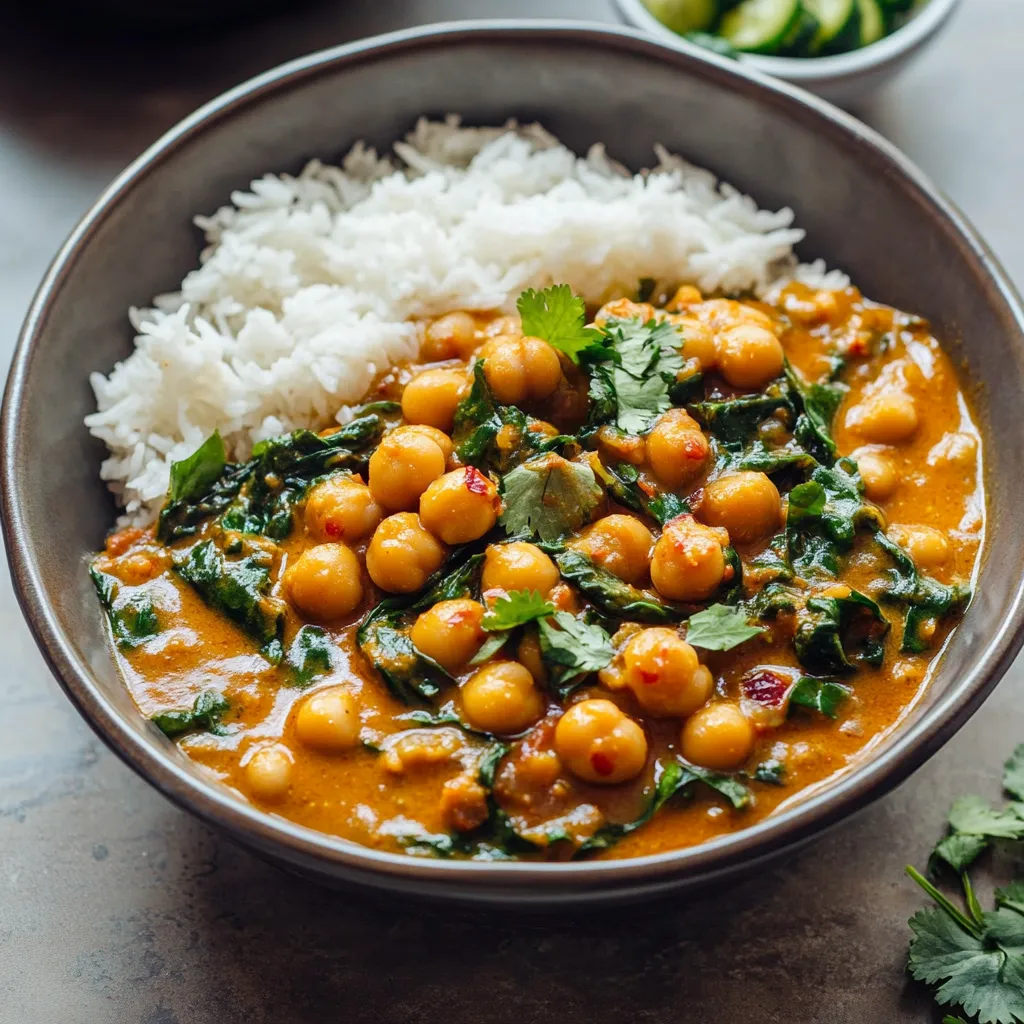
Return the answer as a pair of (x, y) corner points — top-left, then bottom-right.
(643, 0), (720, 34)
(803, 0), (860, 53)
(719, 0), (802, 54)
(856, 0), (886, 45)
(778, 5), (820, 55)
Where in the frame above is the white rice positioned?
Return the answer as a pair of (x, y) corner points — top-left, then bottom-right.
(85, 116), (847, 525)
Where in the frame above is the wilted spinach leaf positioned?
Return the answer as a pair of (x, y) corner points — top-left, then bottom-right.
(555, 549), (677, 623)
(874, 531), (971, 653)
(89, 566), (159, 649)
(794, 589), (889, 674)
(285, 625), (335, 687)
(786, 461), (883, 578)
(785, 360), (845, 465)
(173, 540), (286, 663)
(151, 688), (229, 738)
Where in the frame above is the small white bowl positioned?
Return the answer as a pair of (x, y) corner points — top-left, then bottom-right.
(614, 0), (962, 105)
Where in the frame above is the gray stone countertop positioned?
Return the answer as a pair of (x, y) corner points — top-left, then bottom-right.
(0, 1), (1021, 1021)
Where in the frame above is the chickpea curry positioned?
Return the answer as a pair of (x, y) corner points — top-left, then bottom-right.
(91, 281), (983, 861)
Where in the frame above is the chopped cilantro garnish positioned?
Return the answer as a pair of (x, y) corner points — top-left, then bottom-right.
(516, 285), (605, 364)
(498, 453), (603, 543)
(481, 590), (555, 632)
(537, 611), (614, 697)
(685, 603), (763, 651)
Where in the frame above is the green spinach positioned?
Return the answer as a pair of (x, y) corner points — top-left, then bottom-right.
(151, 688), (230, 739)
(89, 566), (159, 649)
(555, 549), (678, 623)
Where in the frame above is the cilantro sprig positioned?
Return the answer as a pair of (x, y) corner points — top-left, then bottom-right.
(517, 285), (605, 364)
(498, 453), (603, 543)
(906, 742), (1024, 1023)
(685, 603), (763, 651)
(481, 590), (555, 632)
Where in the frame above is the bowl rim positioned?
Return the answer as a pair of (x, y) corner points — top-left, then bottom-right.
(4, 17), (1024, 895)
(613, 0), (963, 84)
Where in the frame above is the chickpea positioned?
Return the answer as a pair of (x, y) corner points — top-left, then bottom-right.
(667, 284), (702, 310)
(410, 599), (485, 672)
(645, 408), (711, 488)
(368, 428), (448, 512)
(419, 467), (501, 544)
(517, 631), (547, 683)
(481, 542), (559, 595)
(365, 513), (446, 594)
(570, 514), (654, 586)
(621, 627), (714, 718)
(889, 524), (950, 568)
(284, 543), (363, 620)
(669, 315), (717, 369)
(854, 448), (899, 502)
(651, 515), (728, 602)
(294, 686), (361, 752)
(554, 699), (648, 784)
(400, 424), (455, 462)
(715, 323), (784, 389)
(700, 471), (781, 544)
(461, 662), (545, 734)
(401, 368), (469, 433)
(422, 311), (479, 361)
(304, 474), (383, 543)
(846, 389), (918, 444)
(595, 298), (656, 324)
(244, 744), (293, 802)
(480, 335), (563, 405)
(681, 703), (755, 771)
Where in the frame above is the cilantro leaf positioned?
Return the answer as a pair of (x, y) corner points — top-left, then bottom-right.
(481, 590), (555, 632)
(948, 796), (1024, 841)
(537, 611), (614, 697)
(997, 882), (1024, 916)
(933, 833), (991, 874)
(516, 285), (604, 364)
(603, 318), (684, 434)
(1004, 745), (1024, 802)
(499, 454), (602, 543)
(686, 603), (763, 651)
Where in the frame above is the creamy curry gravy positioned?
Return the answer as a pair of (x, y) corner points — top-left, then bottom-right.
(92, 283), (983, 861)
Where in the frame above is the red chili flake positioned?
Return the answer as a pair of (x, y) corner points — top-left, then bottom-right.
(324, 519), (342, 538)
(683, 436), (707, 460)
(638, 668), (660, 685)
(590, 752), (615, 777)
(741, 669), (790, 708)
(464, 467), (490, 495)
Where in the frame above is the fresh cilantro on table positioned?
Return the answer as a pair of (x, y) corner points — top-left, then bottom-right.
(930, 745), (1024, 874)
(906, 740), (1024, 1023)
(498, 453), (603, 543)
(537, 611), (614, 697)
(685, 603), (763, 651)
(516, 284), (605, 364)
(481, 590), (555, 631)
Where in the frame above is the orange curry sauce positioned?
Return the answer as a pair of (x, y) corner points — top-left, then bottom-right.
(92, 283), (983, 861)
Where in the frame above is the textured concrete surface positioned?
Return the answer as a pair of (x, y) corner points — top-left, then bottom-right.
(0, 1), (1022, 1021)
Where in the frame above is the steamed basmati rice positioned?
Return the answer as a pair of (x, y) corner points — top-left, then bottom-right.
(85, 116), (846, 525)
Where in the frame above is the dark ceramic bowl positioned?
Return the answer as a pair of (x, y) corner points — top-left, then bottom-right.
(5, 21), (1024, 908)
